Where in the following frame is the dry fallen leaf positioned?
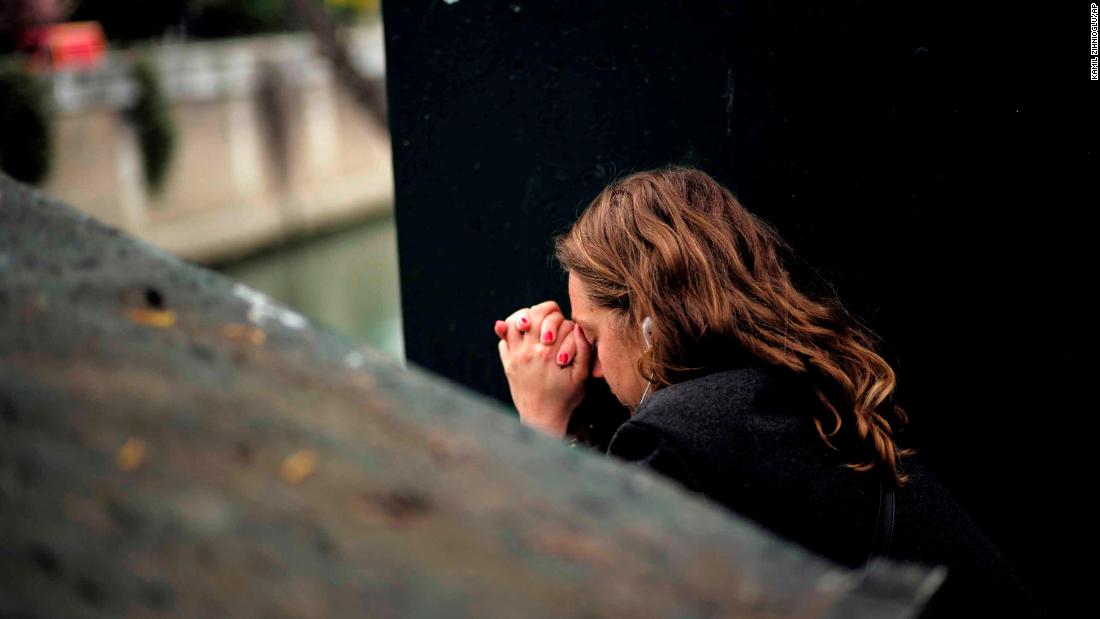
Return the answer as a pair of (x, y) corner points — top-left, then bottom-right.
(527, 523), (616, 569)
(222, 323), (267, 346)
(281, 450), (317, 485)
(128, 308), (177, 328)
(116, 437), (147, 472)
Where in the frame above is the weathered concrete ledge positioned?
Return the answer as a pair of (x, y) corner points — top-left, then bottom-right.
(0, 173), (944, 618)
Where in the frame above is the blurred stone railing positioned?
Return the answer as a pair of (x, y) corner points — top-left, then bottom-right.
(0, 175), (944, 618)
(39, 22), (391, 264)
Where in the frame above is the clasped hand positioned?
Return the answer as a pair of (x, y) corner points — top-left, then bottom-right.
(493, 301), (591, 438)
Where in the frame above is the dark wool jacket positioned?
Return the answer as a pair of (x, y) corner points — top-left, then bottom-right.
(604, 363), (1046, 618)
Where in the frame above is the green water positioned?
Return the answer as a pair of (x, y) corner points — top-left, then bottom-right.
(217, 214), (404, 362)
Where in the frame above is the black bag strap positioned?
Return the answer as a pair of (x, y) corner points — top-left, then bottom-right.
(867, 479), (896, 562)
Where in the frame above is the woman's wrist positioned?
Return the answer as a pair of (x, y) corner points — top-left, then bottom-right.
(518, 411), (570, 438)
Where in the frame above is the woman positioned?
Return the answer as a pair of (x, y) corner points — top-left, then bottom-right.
(492, 165), (1044, 617)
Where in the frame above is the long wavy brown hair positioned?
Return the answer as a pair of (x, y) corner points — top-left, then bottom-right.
(554, 165), (915, 487)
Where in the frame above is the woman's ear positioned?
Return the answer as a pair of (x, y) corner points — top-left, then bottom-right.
(641, 316), (653, 350)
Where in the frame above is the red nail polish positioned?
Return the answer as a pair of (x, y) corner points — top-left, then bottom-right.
(558, 352), (570, 364)
(542, 330), (554, 343)
(519, 317), (529, 329)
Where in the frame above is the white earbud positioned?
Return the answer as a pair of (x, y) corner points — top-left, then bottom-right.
(638, 316), (654, 409)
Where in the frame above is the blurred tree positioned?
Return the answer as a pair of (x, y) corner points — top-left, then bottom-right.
(126, 57), (177, 192)
(68, 0), (188, 43)
(0, 62), (54, 184)
(184, 0), (303, 39)
(0, 0), (71, 52)
(325, 0), (379, 22)
(51, 1), (377, 44)
(288, 0), (385, 126)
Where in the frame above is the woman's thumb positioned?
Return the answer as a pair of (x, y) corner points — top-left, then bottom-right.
(572, 326), (591, 370)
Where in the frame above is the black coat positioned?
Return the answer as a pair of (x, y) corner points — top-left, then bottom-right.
(603, 363), (1046, 618)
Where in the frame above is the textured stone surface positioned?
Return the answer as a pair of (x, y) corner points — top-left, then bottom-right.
(0, 173), (942, 618)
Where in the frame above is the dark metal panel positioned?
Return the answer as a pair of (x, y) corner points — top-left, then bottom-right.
(384, 2), (1087, 614)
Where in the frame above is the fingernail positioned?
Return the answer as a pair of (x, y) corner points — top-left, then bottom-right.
(518, 317), (529, 329)
(542, 330), (554, 343)
(558, 352), (570, 364)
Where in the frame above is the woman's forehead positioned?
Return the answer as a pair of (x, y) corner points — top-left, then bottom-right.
(566, 274), (597, 327)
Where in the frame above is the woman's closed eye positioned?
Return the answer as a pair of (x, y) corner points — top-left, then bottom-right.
(575, 323), (593, 346)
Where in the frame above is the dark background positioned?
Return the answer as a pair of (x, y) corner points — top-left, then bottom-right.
(384, 1), (1093, 615)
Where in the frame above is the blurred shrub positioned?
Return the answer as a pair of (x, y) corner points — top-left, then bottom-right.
(326, 0), (380, 23)
(69, 0), (190, 43)
(1, 0), (73, 53)
(188, 0), (376, 37)
(186, 0), (302, 39)
(69, 0), (377, 43)
(127, 58), (177, 192)
(0, 62), (54, 184)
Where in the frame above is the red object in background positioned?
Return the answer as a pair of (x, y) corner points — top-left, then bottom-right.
(20, 22), (108, 72)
